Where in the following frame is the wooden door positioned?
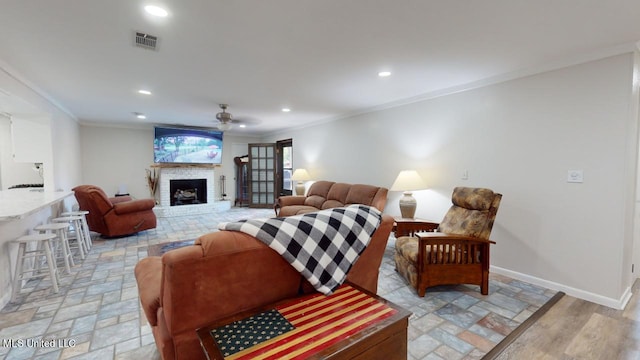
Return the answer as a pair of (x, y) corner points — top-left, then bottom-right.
(248, 143), (276, 208)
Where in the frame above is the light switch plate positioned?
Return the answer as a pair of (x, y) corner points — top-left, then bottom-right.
(567, 170), (584, 183)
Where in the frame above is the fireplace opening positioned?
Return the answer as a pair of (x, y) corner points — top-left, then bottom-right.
(170, 179), (207, 206)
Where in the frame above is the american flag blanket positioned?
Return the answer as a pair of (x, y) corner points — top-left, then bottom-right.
(218, 205), (382, 295)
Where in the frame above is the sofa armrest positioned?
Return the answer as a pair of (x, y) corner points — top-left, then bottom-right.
(113, 198), (155, 215)
(276, 195), (307, 207)
(344, 214), (394, 294)
(274, 195), (307, 215)
(134, 256), (163, 326)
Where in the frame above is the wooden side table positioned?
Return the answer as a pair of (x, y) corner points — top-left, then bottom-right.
(196, 283), (410, 360)
(393, 217), (438, 237)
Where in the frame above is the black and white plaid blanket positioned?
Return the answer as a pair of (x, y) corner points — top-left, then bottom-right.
(218, 204), (382, 295)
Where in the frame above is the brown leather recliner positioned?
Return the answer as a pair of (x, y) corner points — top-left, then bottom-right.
(274, 181), (388, 216)
(72, 185), (157, 237)
(134, 214), (394, 360)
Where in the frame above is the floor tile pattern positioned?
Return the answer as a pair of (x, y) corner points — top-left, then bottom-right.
(0, 208), (555, 359)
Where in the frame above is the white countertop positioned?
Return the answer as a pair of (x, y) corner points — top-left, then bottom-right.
(0, 189), (73, 221)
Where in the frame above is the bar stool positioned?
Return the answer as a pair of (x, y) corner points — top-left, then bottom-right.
(52, 216), (87, 260)
(11, 233), (59, 302)
(34, 222), (75, 273)
(61, 210), (92, 251)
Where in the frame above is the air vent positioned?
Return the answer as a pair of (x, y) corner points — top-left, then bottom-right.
(135, 32), (158, 50)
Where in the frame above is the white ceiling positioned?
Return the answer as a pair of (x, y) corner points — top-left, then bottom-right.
(1, 1), (640, 135)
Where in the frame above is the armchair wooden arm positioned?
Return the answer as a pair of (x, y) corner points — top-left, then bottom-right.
(414, 232), (495, 296)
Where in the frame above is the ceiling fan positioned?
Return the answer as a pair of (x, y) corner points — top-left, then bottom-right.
(215, 104), (236, 131)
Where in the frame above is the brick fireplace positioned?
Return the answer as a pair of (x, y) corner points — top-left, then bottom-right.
(153, 166), (229, 217)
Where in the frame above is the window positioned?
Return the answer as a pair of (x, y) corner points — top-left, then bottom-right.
(276, 139), (293, 196)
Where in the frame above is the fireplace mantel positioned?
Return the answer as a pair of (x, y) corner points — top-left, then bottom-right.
(150, 163), (220, 169)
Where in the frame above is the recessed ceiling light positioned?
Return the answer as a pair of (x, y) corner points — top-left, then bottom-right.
(378, 71), (391, 77)
(144, 5), (168, 17)
(134, 113), (146, 119)
(239, 124), (246, 128)
(138, 89), (152, 95)
(282, 108), (291, 112)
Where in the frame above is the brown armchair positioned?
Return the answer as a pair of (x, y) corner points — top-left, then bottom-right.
(394, 187), (502, 296)
(72, 185), (157, 237)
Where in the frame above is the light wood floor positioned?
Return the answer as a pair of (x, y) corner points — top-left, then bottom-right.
(494, 280), (640, 359)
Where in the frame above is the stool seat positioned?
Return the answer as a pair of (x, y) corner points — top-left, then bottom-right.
(62, 210), (89, 216)
(34, 223), (69, 231)
(59, 211), (93, 250)
(11, 233), (60, 302)
(15, 233), (57, 242)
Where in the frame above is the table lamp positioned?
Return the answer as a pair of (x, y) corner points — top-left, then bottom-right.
(291, 169), (311, 195)
(390, 170), (427, 219)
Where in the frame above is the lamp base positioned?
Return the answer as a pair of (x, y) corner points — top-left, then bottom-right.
(398, 191), (417, 219)
(295, 182), (305, 196)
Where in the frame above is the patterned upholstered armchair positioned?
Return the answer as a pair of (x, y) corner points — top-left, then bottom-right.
(394, 187), (502, 296)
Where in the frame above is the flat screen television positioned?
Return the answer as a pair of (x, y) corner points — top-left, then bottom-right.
(154, 126), (223, 164)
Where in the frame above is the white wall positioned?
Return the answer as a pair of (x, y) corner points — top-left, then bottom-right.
(79, 123), (260, 203)
(264, 53), (638, 308)
(80, 125), (154, 198)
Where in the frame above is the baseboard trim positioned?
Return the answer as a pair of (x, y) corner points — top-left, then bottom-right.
(491, 266), (632, 310)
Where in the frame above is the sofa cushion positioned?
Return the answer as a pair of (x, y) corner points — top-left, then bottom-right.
(303, 181), (334, 209)
(304, 195), (327, 209)
(278, 205), (321, 217)
(345, 184), (381, 206)
(319, 183), (349, 209)
(327, 183), (351, 202)
(306, 181), (335, 197)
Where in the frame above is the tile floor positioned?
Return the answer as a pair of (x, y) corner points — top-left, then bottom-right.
(0, 208), (556, 360)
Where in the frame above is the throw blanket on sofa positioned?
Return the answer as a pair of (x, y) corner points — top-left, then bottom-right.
(218, 204), (382, 295)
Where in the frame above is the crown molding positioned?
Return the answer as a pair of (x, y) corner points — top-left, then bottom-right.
(0, 59), (78, 121)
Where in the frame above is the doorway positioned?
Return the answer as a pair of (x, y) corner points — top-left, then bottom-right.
(276, 139), (293, 196)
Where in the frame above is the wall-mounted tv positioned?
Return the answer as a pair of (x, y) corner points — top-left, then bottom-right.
(154, 126), (223, 164)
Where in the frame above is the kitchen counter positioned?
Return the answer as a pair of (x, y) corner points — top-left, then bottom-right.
(0, 188), (73, 221)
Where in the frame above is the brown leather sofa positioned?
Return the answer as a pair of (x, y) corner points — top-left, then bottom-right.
(72, 185), (157, 237)
(274, 180), (388, 216)
(134, 214), (394, 360)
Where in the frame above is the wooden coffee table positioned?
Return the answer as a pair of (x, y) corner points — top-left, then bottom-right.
(196, 283), (411, 360)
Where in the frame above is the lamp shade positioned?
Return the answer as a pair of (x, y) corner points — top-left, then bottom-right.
(291, 169), (311, 181)
(390, 170), (426, 219)
(390, 170), (426, 192)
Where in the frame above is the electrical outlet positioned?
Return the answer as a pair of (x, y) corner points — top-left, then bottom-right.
(567, 170), (583, 183)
